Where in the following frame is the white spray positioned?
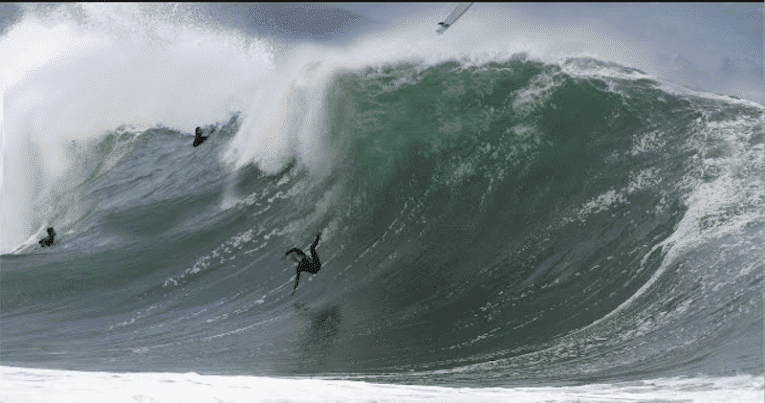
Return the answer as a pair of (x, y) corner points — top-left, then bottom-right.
(4, 3), (737, 253)
(1, 4), (274, 253)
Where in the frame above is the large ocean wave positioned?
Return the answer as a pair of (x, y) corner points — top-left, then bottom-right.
(1, 3), (762, 390)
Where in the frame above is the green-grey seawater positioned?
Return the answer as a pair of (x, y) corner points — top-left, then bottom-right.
(2, 58), (762, 386)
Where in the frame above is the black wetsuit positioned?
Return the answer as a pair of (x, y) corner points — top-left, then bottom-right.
(192, 127), (208, 147)
(39, 227), (56, 247)
(285, 233), (321, 292)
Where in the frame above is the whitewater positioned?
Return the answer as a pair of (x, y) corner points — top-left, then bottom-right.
(1, 3), (763, 402)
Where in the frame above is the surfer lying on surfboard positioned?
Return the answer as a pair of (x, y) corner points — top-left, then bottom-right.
(285, 232), (322, 294)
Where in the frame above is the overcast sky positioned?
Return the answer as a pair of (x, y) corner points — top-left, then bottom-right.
(2, 3), (762, 103)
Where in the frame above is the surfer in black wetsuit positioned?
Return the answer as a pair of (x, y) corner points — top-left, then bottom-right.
(38, 227), (56, 247)
(285, 233), (322, 294)
(192, 127), (209, 147)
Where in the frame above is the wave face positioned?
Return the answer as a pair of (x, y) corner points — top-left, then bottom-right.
(1, 9), (763, 385)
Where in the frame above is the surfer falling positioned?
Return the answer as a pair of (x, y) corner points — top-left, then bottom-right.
(285, 233), (322, 294)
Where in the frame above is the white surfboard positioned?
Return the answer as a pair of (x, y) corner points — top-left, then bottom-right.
(436, 3), (473, 34)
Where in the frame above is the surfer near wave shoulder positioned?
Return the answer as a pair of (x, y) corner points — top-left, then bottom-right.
(285, 233), (322, 294)
(192, 127), (209, 147)
(39, 227), (56, 247)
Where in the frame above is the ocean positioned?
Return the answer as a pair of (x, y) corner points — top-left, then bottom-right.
(1, 4), (763, 402)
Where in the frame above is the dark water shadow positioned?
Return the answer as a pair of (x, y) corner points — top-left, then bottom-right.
(297, 304), (342, 371)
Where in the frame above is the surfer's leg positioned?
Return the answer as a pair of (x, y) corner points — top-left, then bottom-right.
(309, 243), (320, 272)
(309, 233), (321, 269)
(293, 269), (302, 291)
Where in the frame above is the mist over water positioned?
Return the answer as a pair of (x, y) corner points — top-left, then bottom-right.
(2, 4), (276, 252)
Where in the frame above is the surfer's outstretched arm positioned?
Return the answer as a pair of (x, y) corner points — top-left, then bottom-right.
(285, 248), (307, 259)
(311, 233), (321, 250)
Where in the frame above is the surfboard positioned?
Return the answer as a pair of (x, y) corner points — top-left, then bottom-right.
(436, 3), (473, 34)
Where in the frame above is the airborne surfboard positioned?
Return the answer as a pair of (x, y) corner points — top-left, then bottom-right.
(436, 3), (474, 34)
